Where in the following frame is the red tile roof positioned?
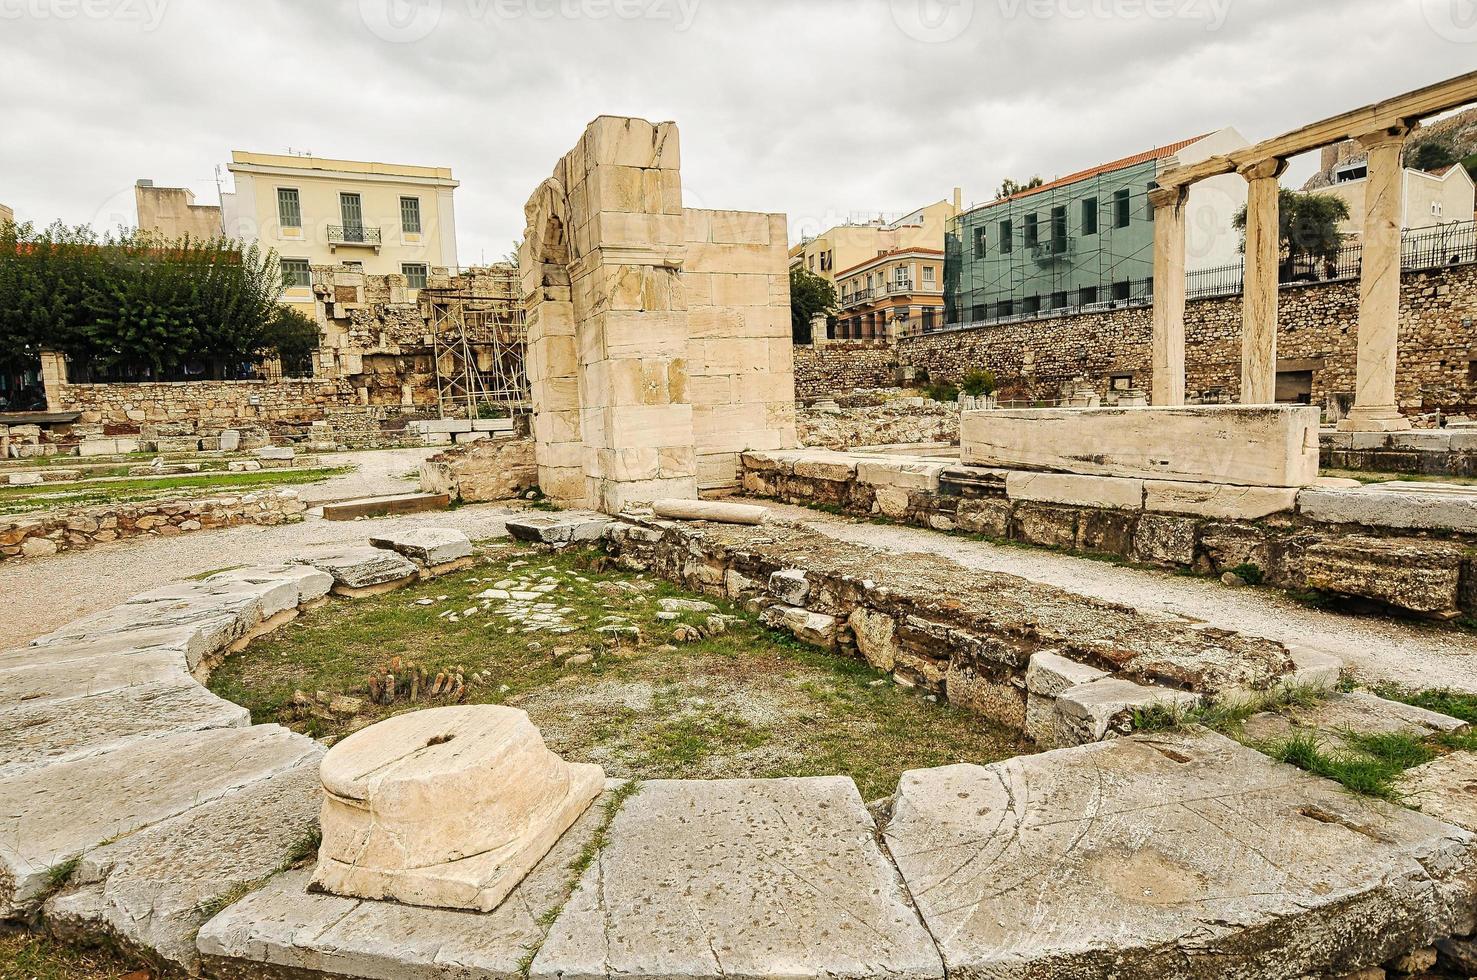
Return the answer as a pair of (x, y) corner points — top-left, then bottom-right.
(836, 247), (944, 278)
(992, 134), (1212, 206)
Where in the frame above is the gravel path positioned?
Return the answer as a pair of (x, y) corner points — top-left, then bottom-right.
(751, 500), (1477, 695)
(295, 447), (435, 504)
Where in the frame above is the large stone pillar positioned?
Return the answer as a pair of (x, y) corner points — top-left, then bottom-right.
(1239, 159), (1286, 405)
(1339, 126), (1412, 432)
(1149, 186), (1188, 406)
(38, 351), (69, 412)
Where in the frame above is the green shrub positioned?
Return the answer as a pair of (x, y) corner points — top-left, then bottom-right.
(960, 369), (997, 398)
(1227, 563), (1264, 586)
(924, 380), (959, 403)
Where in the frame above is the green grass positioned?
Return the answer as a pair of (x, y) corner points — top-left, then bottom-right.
(210, 543), (1021, 800)
(1260, 731), (1435, 801)
(1369, 684), (1477, 725)
(0, 467), (350, 516)
(1130, 684), (1328, 736)
(0, 930), (146, 980)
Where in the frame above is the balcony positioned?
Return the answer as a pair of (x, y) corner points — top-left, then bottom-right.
(1030, 238), (1075, 264)
(885, 278), (914, 295)
(327, 225), (383, 252)
(840, 287), (875, 309)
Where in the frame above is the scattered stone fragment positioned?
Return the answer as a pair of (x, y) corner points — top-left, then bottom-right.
(369, 527), (474, 567)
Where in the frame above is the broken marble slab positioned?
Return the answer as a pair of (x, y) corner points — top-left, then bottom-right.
(296, 546), (419, 593)
(0, 647), (192, 708)
(198, 791), (614, 980)
(531, 777), (944, 980)
(46, 757), (323, 974)
(0, 724), (319, 916)
(0, 680), (248, 778)
(504, 512), (613, 545)
(1241, 691), (1469, 750)
(312, 705), (605, 912)
(204, 563), (335, 605)
(1400, 752), (1477, 833)
(884, 730), (1477, 979)
(369, 527), (474, 566)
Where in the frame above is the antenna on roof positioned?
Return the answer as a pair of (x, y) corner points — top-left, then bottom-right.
(286, 147), (314, 157)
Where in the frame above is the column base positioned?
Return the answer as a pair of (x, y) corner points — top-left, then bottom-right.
(1336, 408), (1412, 433)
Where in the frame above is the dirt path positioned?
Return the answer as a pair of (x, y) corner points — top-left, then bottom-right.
(750, 500), (1477, 695)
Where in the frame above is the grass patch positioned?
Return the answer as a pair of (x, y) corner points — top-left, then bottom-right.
(1262, 732), (1418, 801)
(1369, 684), (1477, 725)
(0, 929), (147, 980)
(1130, 684), (1328, 735)
(44, 857), (80, 895)
(1226, 563), (1264, 586)
(0, 467), (351, 516)
(210, 543), (1021, 800)
(1322, 468), (1477, 487)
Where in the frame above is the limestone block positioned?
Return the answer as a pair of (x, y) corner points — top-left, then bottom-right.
(1298, 485), (1477, 533)
(856, 459), (948, 492)
(1024, 653), (1112, 747)
(768, 568), (810, 605)
(885, 732), (1477, 979)
(369, 527), (474, 566)
(312, 706), (605, 913)
(1240, 692), (1468, 749)
(1054, 678), (1200, 744)
(46, 759), (322, 974)
(0, 647), (192, 708)
(1144, 481), (1299, 519)
(207, 563), (335, 605)
(1006, 472), (1145, 510)
(945, 662), (1026, 728)
(1132, 513), (1200, 567)
(651, 499), (767, 524)
(1399, 752), (1477, 833)
(298, 547), (419, 592)
(227, 460), (261, 472)
(218, 429), (241, 452)
(531, 777), (943, 980)
(1301, 536), (1464, 616)
(0, 724), (318, 916)
(254, 446), (295, 461)
(962, 405), (1321, 487)
(792, 450), (858, 482)
(505, 512), (614, 545)
(848, 607), (899, 672)
(8, 472), (43, 486)
(761, 604), (837, 648)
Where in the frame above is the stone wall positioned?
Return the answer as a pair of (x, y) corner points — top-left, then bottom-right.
(794, 342), (900, 399)
(419, 437), (538, 502)
(797, 400), (959, 450)
(898, 263), (1477, 419)
(0, 489), (308, 562)
(51, 379), (358, 427)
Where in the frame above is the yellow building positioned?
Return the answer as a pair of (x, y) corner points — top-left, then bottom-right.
(0, 203), (13, 225)
(220, 151), (460, 313)
(134, 181), (224, 240)
(789, 190), (961, 286)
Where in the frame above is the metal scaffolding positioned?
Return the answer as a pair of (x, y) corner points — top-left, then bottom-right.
(427, 268), (528, 420)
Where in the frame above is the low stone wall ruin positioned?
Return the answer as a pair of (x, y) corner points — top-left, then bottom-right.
(793, 342), (900, 399)
(797, 399), (959, 451)
(419, 437), (538, 502)
(0, 489), (308, 562)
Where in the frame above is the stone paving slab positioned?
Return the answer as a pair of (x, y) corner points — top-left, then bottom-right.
(296, 546), (419, 591)
(36, 602), (250, 671)
(531, 777), (944, 980)
(0, 680), (249, 778)
(505, 512), (614, 545)
(198, 790), (615, 980)
(369, 527), (474, 565)
(1400, 752), (1477, 833)
(883, 730), (1477, 980)
(1298, 485), (1477, 533)
(0, 724), (319, 916)
(1241, 691), (1469, 748)
(0, 647), (191, 707)
(47, 758), (323, 973)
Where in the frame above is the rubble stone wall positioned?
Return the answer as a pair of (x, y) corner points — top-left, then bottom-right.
(0, 489), (308, 562)
(797, 401), (960, 450)
(51, 379), (358, 426)
(419, 437), (538, 502)
(896, 264), (1477, 418)
(794, 343), (900, 399)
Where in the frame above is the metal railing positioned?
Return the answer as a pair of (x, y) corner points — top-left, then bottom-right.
(840, 287), (874, 308)
(327, 224), (383, 247)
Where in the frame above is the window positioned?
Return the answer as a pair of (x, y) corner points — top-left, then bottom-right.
(995, 300), (1014, 318)
(1050, 206), (1067, 245)
(970, 304), (987, 322)
(1113, 189), (1131, 229)
(808, 254), (816, 270)
(974, 226), (988, 257)
(1112, 280), (1132, 301)
(923, 265), (936, 286)
(1078, 286), (1099, 306)
(921, 309), (935, 332)
(340, 192), (364, 240)
(280, 258), (311, 289)
(400, 196), (422, 234)
(1433, 201), (1445, 218)
(277, 188), (301, 229)
(1110, 374), (1133, 391)
(894, 265), (908, 287)
(1050, 291), (1068, 310)
(821, 250), (833, 272)
(402, 263), (428, 289)
(1024, 213), (1039, 248)
(999, 219), (1013, 254)
(1022, 295), (1041, 314)
(1081, 197), (1099, 235)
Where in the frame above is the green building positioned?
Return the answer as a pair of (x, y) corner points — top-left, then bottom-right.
(944, 135), (1225, 326)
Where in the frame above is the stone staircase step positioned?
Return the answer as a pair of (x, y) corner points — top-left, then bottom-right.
(321, 492), (450, 521)
(46, 757), (322, 975)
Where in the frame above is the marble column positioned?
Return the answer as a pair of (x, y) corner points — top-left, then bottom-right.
(1149, 185), (1189, 406)
(1239, 159), (1286, 405)
(1339, 126), (1412, 432)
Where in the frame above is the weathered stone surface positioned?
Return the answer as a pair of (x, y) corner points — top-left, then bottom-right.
(1132, 512), (1200, 566)
(322, 493), (451, 522)
(1298, 484), (1477, 533)
(760, 604), (837, 648)
(313, 706), (604, 913)
(1144, 481), (1299, 519)
(767, 568), (810, 605)
(420, 437), (538, 503)
(0, 647), (191, 708)
(532, 777), (943, 980)
(1024, 652), (1111, 748)
(848, 606), (899, 672)
(1006, 472), (1145, 511)
(1301, 536), (1464, 616)
(962, 405), (1321, 487)
(369, 527), (474, 566)
(1399, 752), (1477, 833)
(199, 793), (613, 980)
(0, 680), (248, 778)
(1242, 691), (1468, 749)
(297, 546), (419, 592)
(856, 458), (947, 492)
(1054, 677), (1200, 744)
(208, 563), (334, 605)
(0, 724), (318, 915)
(46, 759), (322, 973)
(505, 512), (613, 545)
(885, 731), (1477, 979)
(651, 498), (768, 525)
(791, 450), (859, 482)
(255, 446), (295, 461)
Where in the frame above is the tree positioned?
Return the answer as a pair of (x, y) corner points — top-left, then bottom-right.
(1233, 189), (1351, 275)
(260, 306), (321, 377)
(1408, 139), (1458, 173)
(997, 176), (1044, 200)
(789, 266), (836, 344)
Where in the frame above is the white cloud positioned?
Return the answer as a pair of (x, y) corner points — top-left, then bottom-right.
(2, 0), (1472, 260)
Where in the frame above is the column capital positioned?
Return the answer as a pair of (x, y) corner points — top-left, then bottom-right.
(1353, 122), (1415, 152)
(1237, 158), (1288, 181)
(1147, 185), (1188, 210)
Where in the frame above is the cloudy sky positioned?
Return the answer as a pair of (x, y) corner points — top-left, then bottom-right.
(4, 0), (1474, 262)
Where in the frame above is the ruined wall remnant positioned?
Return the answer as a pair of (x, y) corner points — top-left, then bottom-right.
(793, 342), (901, 399)
(519, 116), (796, 513)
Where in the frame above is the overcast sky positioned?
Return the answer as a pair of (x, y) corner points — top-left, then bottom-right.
(4, 0), (1474, 263)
